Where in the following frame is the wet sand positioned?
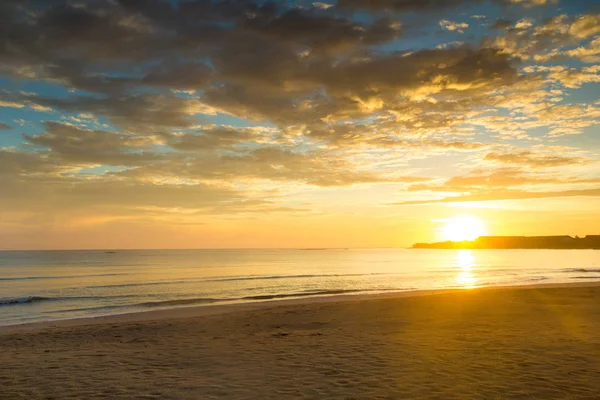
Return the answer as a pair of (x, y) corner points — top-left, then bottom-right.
(2, 283), (600, 399)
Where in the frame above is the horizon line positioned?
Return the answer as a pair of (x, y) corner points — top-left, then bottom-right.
(0, 246), (411, 252)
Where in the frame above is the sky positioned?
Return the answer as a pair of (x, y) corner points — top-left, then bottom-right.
(1, 0), (600, 250)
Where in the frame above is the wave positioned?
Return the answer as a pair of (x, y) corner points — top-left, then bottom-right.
(137, 298), (223, 307)
(85, 278), (220, 289)
(128, 288), (403, 309)
(84, 273), (397, 290)
(79, 288), (403, 311)
(0, 288), (411, 326)
(0, 296), (52, 305)
(41, 297), (227, 314)
(207, 272), (394, 283)
(560, 268), (600, 273)
(0, 294), (138, 307)
(0, 273), (128, 282)
(572, 276), (600, 280)
(240, 289), (375, 300)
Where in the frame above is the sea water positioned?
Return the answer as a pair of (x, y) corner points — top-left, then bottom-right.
(1, 248), (599, 326)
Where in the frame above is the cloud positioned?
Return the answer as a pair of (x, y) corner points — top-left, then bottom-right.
(400, 163), (600, 205)
(141, 62), (214, 89)
(165, 126), (276, 152)
(23, 122), (161, 166)
(15, 93), (216, 134)
(491, 19), (513, 30)
(394, 187), (600, 205)
(12, 121), (430, 189)
(484, 151), (592, 167)
(0, 100), (25, 109)
(440, 20), (469, 33)
(0, 173), (251, 214)
(489, 13), (600, 62)
(0, 149), (309, 218)
(0, 123), (11, 130)
(515, 18), (534, 29)
(336, 0), (480, 12)
(336, 0), (551, 13)
(569, 14), (600, 39)
(437, 169), (558, 188)
(0, 150), (69, 176)
(241, 8), (402, 52)
(313, 2), (334, 9)
(409, 168), (600, 192)
(0, 0), (598, 233)
(537, 65), (600, 88)
(503, 0), (555, 7)
(0, 0), (536, 139)
(563, 38), (600, 63)
(108, 145), (430, 187)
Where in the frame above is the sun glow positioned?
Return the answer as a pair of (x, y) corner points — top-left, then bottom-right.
(441, 216), (487, 242)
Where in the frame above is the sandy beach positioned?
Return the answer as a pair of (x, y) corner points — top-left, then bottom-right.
(2, 283), (600, 399)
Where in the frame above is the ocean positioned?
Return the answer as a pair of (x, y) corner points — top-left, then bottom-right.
(1, 248), (599, 326)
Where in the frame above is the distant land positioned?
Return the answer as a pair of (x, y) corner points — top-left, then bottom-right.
(413, 236), (600, 250)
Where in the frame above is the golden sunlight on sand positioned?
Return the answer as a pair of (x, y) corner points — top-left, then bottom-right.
(2, 284), (600, 399)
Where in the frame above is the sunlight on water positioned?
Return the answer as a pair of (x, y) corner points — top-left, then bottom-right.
(455, 250), (477, 288)
(457, 250), (475, 270)
(1, 249), (599, 325)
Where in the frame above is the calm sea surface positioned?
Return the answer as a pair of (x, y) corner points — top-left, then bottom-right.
(1, 249), (599, 326)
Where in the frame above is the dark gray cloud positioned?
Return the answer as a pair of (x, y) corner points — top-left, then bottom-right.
(24, 122), (161, 166)
(336, 0), (482, 13)
(0, 150), (67, 176)
(165, 127), (269, 151)
(201, 45), (519, 127)
(336, 0), (550, 12)
(142, 62), (214, 89)
(19, 93), (205, 133)
(242, 8), (401, 51)
(491, 19), (513, 29)
(306, 47), (516, 97)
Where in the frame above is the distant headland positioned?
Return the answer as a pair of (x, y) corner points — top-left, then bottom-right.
(413, 235), (600, 250)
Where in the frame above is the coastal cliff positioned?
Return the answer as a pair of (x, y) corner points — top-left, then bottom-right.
(413, 235), (600, 249)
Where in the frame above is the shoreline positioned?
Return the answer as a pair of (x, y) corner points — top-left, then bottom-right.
(3, 281), (600, 399)
(3, 280), (600, 334)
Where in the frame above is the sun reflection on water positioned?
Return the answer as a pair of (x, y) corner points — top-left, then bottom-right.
(455, 250), (477, 288)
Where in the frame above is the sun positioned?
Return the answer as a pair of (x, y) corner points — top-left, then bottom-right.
(440, 216), (487, 242)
